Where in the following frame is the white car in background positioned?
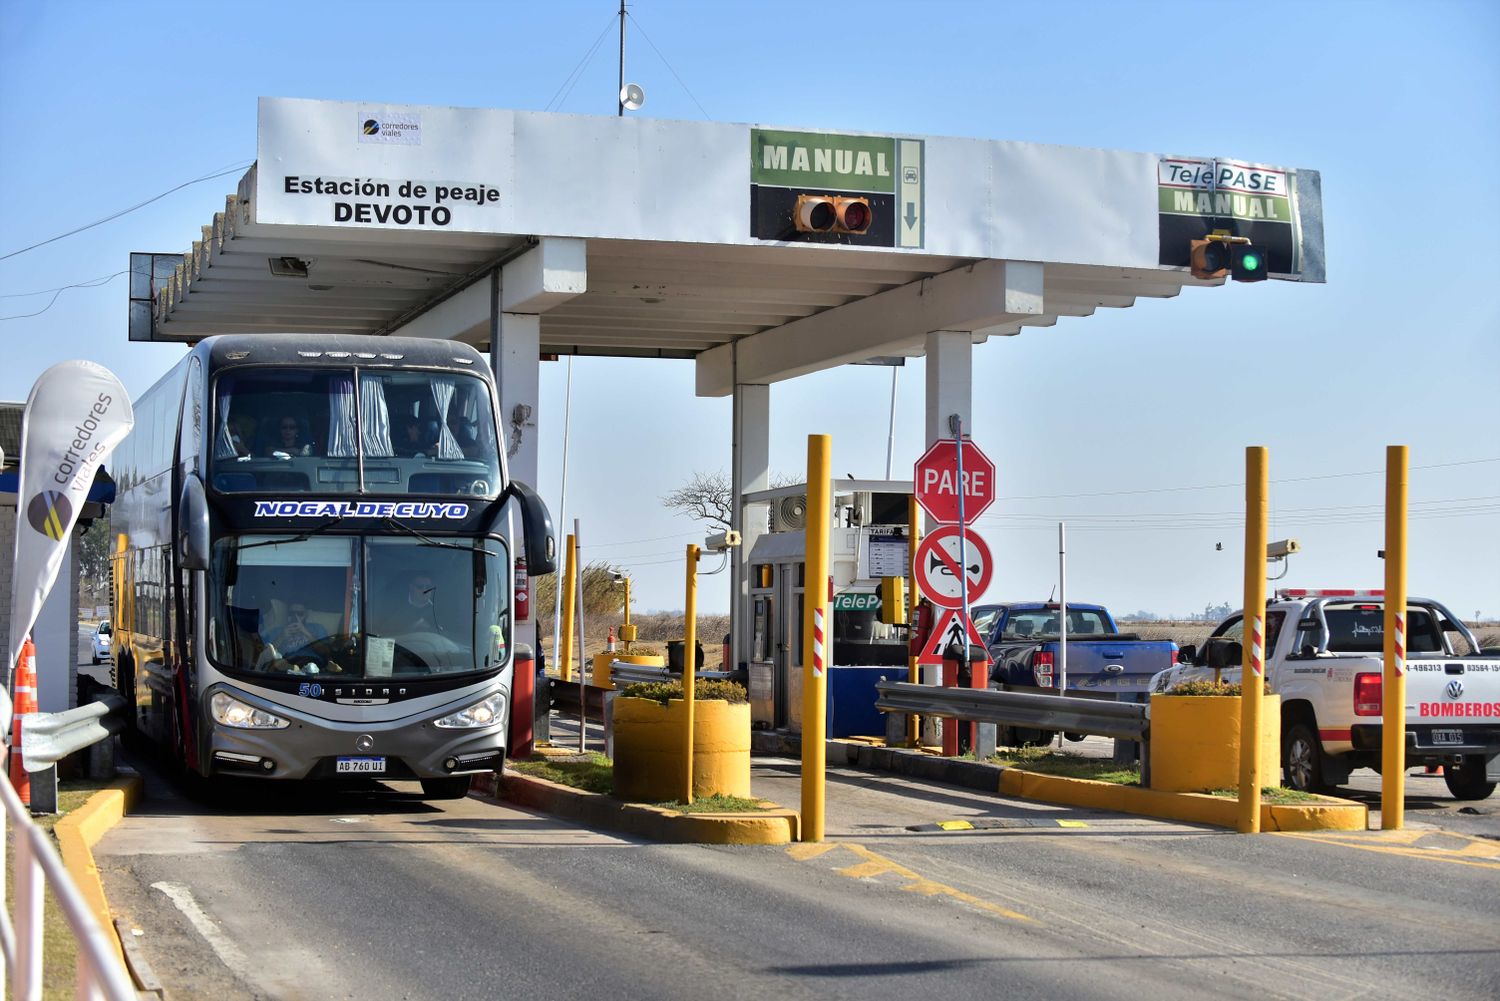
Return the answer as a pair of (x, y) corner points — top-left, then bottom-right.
(91, 622), (112, 664)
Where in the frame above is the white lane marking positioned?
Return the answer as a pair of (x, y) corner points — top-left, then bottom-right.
(151, 881), (257, 983)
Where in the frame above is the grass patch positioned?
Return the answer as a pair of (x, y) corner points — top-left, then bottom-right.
(510, 755), (767, 815)
(653, 793), (765, 814)
(1206, 786), (1321, 804)
(617, 679), (747, 706)
(4, 775), (118, 1001)
(509, 753), (614, 795)
(988, 747), (1141, 785)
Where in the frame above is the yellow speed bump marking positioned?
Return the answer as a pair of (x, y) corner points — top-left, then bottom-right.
(786, 841), (1034, 924)
(1056, 819), (1089, 828)
(1279, 829), (1500, 871)
(936, 820), (974, 831)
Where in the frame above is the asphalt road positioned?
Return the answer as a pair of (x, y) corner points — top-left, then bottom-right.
(96, 745), (1500, 1001)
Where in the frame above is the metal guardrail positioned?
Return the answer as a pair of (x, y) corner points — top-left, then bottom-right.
(0, 771), (138, 1000)
(874, 680), (1149, 743)
(609, 662), (741, 687)
(21, 694), (126, 773)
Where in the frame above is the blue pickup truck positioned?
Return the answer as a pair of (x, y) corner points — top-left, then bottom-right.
(971, 602), (1178, 746)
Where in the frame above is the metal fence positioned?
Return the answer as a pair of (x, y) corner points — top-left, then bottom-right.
(0, 773), (137, 1000)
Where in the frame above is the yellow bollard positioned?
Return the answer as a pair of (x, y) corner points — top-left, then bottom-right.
(906, 494), (921, 747)
(1238, 446), (1268, 834)
(801, 434), (831, 842)
(681, 543), (700, 805)
(1382, 445), (1408, 830)
(558, 533), (577, 683)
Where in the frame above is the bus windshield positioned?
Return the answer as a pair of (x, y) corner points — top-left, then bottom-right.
(209, 534), (510, 681)
(210, 367), (501, 497)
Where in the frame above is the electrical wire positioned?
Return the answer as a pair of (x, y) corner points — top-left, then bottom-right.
(997, 457), (1500, 502)
(544, 11), (619, 112)
(0, 262), (173, 322)
(0, 162), (252, 262)
(626, 11), (711, 120)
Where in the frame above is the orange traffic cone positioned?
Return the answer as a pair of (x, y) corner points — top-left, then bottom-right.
(8, 637), (37, 806)
(607, 627), (616, 653)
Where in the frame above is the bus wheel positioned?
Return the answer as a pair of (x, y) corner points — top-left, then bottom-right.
(420, 776), (473, 800)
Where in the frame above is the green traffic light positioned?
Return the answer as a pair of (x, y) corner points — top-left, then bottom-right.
(1242, 253), (1261, 271)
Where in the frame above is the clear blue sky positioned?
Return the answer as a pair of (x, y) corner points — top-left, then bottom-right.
(2, 0), (1497, 620)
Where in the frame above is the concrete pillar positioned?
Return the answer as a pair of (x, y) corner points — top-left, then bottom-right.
(730, 381), (770, 673)
(34, 542), (79, 712)
(924, 330), (972, 445)
(921, 330), (974, 738)
(490, 274), (542, 656)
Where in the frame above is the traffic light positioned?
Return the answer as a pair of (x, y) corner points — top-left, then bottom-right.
(793, 195), (872, 235)
(1231, 244), (1268, 282)
(1189, 238), (1229, 279)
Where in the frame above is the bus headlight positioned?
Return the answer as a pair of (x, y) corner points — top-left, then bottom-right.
(434, 692), (506, 729)
(210, 692), (291, 730)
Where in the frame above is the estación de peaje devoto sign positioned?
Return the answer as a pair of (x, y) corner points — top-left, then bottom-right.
(251, 97), (1324, 281)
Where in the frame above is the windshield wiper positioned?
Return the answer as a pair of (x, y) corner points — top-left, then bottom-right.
(234, 517), (348, 552)
(380, 517), (502, 557)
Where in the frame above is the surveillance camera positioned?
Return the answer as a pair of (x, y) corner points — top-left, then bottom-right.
(1266, 538), (1301, 559)
(704, 530), (742, 553)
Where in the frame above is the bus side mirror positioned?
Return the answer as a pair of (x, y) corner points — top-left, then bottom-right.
(1177, 643), (1197, 666)
(505, 479), (556, 575)
(179, 475), (210, 571)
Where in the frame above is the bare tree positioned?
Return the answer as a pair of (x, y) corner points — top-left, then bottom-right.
(660, 470), (735, 532)
(661, 469), (801, 532)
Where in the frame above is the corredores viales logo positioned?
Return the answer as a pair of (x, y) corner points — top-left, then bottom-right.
(26, 490), (72, 541)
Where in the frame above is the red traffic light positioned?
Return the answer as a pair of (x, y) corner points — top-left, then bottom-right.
(833, 197), (871, 234)
(793, 195), (873, 235)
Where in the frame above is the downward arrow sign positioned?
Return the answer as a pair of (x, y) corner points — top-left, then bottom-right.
(904, 202), (917, 229)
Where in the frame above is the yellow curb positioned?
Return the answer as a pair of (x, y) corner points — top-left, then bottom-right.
(997, 769), (1367, 832)
(494, 771), (799, 844)
(53, 774), (144, 966)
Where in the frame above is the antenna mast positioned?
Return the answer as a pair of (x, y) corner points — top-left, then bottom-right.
(617, 1), (626, 117)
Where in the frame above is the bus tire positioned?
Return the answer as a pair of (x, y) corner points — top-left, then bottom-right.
(1444, 759), (1497, 801)
(420, 776), (473, 800)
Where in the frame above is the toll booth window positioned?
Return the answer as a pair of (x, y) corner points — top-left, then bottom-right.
(211, 368), (500, 497)
(752, 597), (772, 662)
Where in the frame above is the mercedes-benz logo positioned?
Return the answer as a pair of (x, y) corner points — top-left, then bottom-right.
(1446, 679), (1464, 700)
(355, 734), (375, 752)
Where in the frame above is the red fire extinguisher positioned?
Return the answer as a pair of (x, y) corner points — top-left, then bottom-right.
(910, 600), (933, 658)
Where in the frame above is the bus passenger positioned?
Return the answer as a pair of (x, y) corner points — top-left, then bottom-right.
(267, 416), (313, 457)
(397, 416), (433, 457)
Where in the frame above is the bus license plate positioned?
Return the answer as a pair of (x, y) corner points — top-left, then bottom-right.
(1431, 729), (1464, 745)
(336, 757), (386, 774)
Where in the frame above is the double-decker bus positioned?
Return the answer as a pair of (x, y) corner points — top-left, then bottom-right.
(107, 334), (554, 797)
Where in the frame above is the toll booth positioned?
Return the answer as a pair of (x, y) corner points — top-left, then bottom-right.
(746, 480), (911, 736)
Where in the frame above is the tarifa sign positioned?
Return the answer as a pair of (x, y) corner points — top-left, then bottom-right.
(8, 361), (134, 671)
(750, 127), (925, 250)
(1157, 156), (1304, 277)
